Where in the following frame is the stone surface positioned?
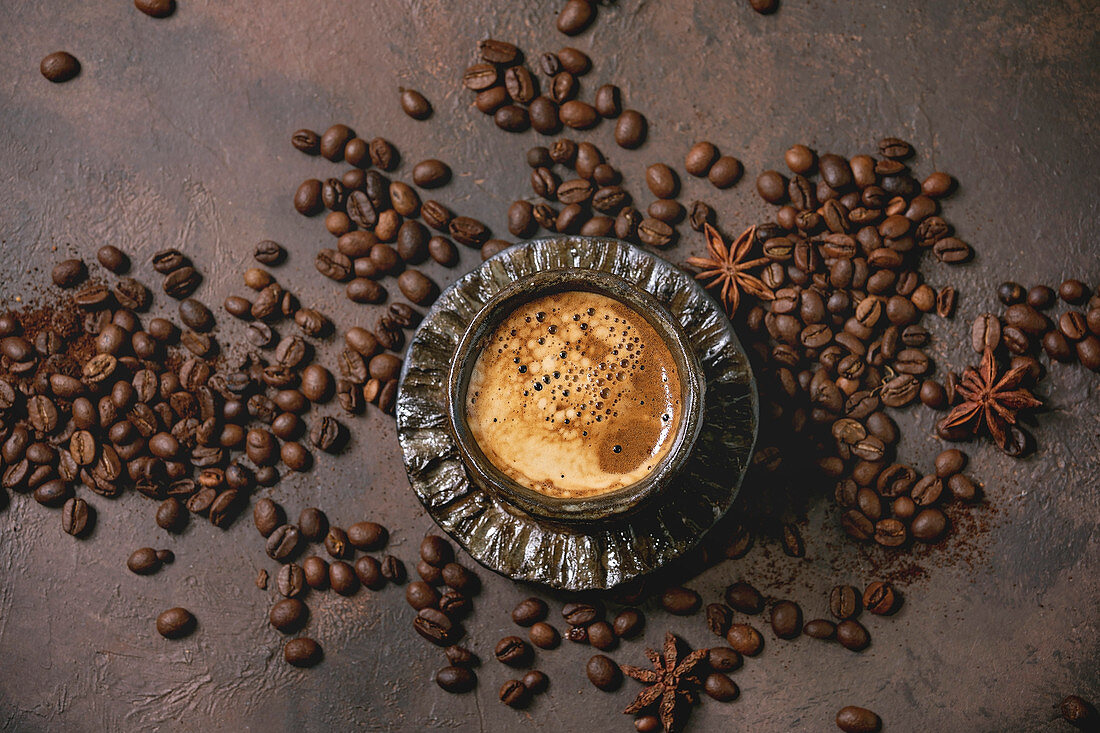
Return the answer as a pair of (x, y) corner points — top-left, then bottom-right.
(0, 1), (1097, 731)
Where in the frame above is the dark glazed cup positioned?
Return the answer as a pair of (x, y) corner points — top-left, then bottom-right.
(447, 268), (706, 525)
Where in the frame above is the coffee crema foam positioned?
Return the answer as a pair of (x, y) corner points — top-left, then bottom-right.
(465, 290), (682, 498)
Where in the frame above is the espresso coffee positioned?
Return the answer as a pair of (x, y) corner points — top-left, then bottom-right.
(465, 290), (682, 498)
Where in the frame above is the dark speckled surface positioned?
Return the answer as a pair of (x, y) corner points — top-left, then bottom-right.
(0, 1), (1098, 731)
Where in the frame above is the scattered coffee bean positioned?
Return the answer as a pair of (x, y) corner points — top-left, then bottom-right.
(836, 705), (882, 732)
(586, 654), (621, 691)
(156, 607), (195, 639)
(40, 52), (80, 83)
(284, 637), (322, 667)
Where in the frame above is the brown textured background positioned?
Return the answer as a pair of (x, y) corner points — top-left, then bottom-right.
(1, 1), (1098, 731)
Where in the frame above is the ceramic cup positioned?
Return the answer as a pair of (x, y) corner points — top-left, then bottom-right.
(447, 268), (706, 525)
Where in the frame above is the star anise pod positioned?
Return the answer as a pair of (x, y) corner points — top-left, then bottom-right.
(937, 347), (1041, 452)
(686, 223), (774, 318)
(621, 632), (707, 732)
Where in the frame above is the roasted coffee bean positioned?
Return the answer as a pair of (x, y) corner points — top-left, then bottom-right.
(163, 266), (201, 299)
(586, 654), (621, 691)
(911, 508), (947, 542)
(60, 497), (91, 536)
(637, 218), (674, 247)
(566, 625), (589, 644)
(587, 620), (617, 651)
(836, 620), (870, 651)
(646, 163), (679, 199)
(647, 199), (684, 223)
(301, 556), (329, 590)
(495, 636), (532, 667)
(804, 619), (837, 639)
(932, 236), (971, 263)
(155, 497), (185, 532)
(406, 580), (440, 611)
(293, 179), (324, 216)
(689, 200), (714, 232)
(770, 601), (802, 639)
(291, 128), (320, 154)
(911, 475), (943, 506)
(113, 277), (150, 310)
(612, 609), (644, 639)
(284, 638), (322, 667)
(529, 621), (560, 650)
(557, 177), (594, 204)
(723, 581), (764, 614)
(463, 62), (498, 90)
(330, 561), (359, 595)
(416, 558), (440, 584)
(473, 85), (509, 114)
(880, 374), (919, 407)
(1027, 284), (1055, 309)
(1060, 311), (1088, 341)
(349, 556), (380, 589)
(156, 607), (195, 639)
(562, 602), (601, 626)
(502, 65), (536, 104)
(25, 470), (60, 504)
(781, 523), (805, 557)
(557, 47), (590, 75)
(1061, 695), (1098, 727)
(512, 597), (548, 627)
(52, 259), (88, 289)
(706, 603), (733, 637)
(266, 524), (300, 561)
(290, 508), (325, 543)
(947, 473), (978, 501)
(397, 270), (435, 305)
(726, 624), (763, 656)
(346, 278), (385, 304)
(270, 598), (308, 633)
(319, 526), (347, 559)
(756, 170), (788, 204)
(557, 0), (595, 33)
(399, 87), (432, 119)
(934, 448), (966, 478)
(449, 216), (490, 248)
(686, 141), (719, 177)
(558, 100), (597, 129)
(1059, 278), (1089, 304)
(152, 246), (189, 272)
(863, 581), (898, 615)
(829, 585), (861, 620)
(614, 110), (647, 149)
(477, 37), (518, 63)
(709, 156), (743, 188)
(971, 313), (1001, 354)
(40, 51), (81, 82)
(836, 705), (882, 733)
(420, 534), (454, 567)
(494, 104), (530, 132)
(703, 672), (739, 702)
(414, 607), (454, 646)
(319, 124), (354, 162)
(436, 665), (477, 694)
(498, 679), (528, 708)
(379, 554), (404, 583)
(995, 281), (1025, 306)
(125, 545), (160, 572)
(411, 159), (450, 189)
(277, 564), (306, 598)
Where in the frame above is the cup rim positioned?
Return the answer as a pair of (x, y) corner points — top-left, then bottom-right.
(446, 267), (706, 524)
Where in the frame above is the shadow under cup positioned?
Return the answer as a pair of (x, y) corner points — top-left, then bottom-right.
(447, 268), (706, 525)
